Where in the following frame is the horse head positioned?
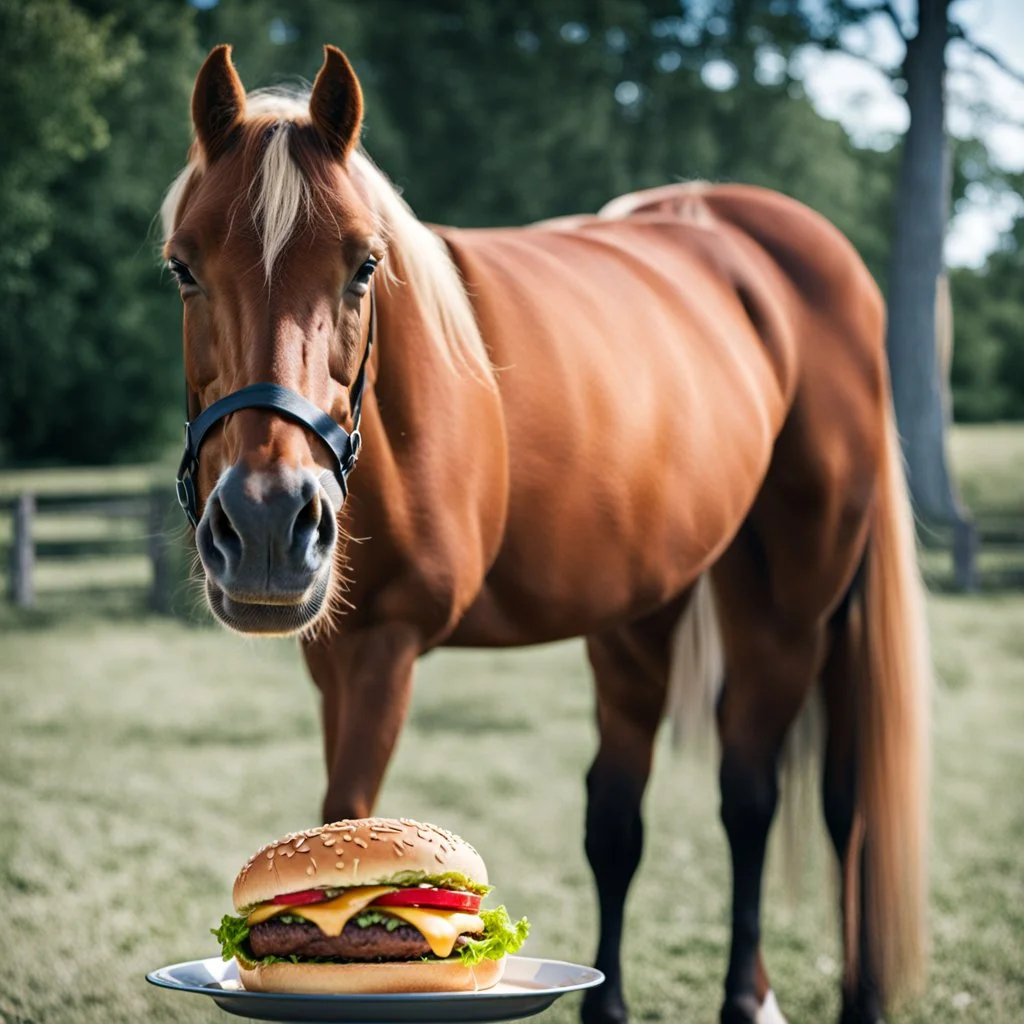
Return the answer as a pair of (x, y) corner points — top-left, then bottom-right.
(162, 46), (382, 635)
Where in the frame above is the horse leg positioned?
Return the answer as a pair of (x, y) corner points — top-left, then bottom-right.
(715, 564), (824, 1024)
(580, 605), (680, 1024)
(302, 622), (420, 822)
(820, 595), (884, 1024)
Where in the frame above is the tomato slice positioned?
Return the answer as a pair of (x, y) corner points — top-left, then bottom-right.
(269, 888), (332, 906)
(372, 888), (482, 912)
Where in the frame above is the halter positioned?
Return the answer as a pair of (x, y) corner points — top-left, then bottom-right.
(175, 289), (376, 528)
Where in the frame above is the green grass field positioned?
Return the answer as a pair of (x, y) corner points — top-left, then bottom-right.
(1, 425), (1023, 1023)
(1, 595), (1022, 1024)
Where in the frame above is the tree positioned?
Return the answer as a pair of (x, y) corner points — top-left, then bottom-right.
(0, 0), (196, 464)
(0, 0), (123, 308)
(884, 0), (967, 531)
(867, 0), (1024, 585)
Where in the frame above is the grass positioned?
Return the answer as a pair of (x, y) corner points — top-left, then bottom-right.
(0, 595), (1022, 1024)
(948, 425), (1024, 515)
(1, 423), (1022, 1022)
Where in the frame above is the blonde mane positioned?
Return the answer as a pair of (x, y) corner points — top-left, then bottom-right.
(160, 87), (493, 384)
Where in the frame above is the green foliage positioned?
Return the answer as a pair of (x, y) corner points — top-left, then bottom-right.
(0, 0), (196, 464)
(951, 210), (1024, 422)
(1, 0), (1020, 465)
(0, 0), (125, 290)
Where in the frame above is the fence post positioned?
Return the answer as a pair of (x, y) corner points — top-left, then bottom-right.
(148, 487), (172, 614)
(953, 517), (978, 593)
(10, 493), (35, 608)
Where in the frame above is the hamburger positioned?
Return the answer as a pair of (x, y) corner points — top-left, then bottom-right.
(213, 817), (529, 994)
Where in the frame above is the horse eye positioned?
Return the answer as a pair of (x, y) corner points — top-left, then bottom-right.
(349, 257), (378, 295)
(167, 258), (195, 287)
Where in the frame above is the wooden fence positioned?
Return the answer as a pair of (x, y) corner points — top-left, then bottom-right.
(4, 487), (181, 613)
(3, 485), (1023, 611)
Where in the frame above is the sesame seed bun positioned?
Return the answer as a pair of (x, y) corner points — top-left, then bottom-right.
(237, 955), (506, 994)
(232, 817), (487, 912)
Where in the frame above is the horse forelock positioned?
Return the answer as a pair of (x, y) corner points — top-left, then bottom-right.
(160, 87), (493, 385)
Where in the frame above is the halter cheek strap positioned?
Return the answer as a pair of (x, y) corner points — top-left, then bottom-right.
(175, 289), (376, 528)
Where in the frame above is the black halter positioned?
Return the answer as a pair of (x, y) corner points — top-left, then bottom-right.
(175, 290), (376, 528)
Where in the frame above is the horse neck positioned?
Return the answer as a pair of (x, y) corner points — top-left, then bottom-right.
(361, 268), (498, 475)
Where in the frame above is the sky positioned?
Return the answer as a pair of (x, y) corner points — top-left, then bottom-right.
(798, 0), (1024, 266)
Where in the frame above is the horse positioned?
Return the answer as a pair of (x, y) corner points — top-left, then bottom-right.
(160, 44), (931, 1024)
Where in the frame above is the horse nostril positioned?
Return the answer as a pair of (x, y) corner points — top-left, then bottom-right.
(292, 490), (322, 550)
(209, 494), (243, 569)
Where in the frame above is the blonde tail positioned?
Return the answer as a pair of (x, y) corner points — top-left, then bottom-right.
(667, 573), (724, 752)
(857, 402), (932, 1002)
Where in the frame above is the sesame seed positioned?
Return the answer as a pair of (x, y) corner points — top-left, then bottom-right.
(306, 866), (314, 875)
(336, 862), (345, 870)
(297, 845), (311, 853)
(266, 850), (274, 859)
(322, 838), (335, 847)
(343, 835), (353, 842)
(354, 838), (368, 848)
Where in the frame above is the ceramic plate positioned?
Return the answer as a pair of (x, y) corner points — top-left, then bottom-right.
(146, 954), (604, 1022)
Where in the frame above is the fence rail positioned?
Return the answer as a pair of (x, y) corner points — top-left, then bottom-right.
(4, 487), (179, 613)
(4, 484), (1024, 610)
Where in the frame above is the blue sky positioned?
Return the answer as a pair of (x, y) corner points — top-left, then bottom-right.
(798, 0), (1024, 265)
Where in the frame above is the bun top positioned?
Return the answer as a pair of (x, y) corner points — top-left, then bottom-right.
(232, 818), (487, 911)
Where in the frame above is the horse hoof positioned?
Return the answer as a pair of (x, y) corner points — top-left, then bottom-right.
(758, 991), (788, 1024)
(581, 987), (629, 1024)
(838, 1002), (884, 1024)
(721, 990), (788, 1024)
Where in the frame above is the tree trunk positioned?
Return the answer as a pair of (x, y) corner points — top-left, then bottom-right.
(887, 0), (976, 588)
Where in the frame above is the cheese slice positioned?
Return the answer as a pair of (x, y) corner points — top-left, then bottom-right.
(378, 907), (485, 959)
(246, 886), (397, 933)
(246, 888), (486, 960)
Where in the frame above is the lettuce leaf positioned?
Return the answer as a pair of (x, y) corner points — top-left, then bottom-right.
(457, 905), (530, 966)
(212, 914), (251, 963)
(379, 870), (493, 896)
(211, 902), (530, 967)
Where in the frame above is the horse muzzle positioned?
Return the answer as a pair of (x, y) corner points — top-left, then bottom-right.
(196, 464), (336, 635)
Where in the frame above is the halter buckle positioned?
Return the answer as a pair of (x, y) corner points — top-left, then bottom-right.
(345, 429), (362, 473)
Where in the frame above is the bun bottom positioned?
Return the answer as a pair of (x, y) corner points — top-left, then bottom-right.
(237, 955), (506, 994)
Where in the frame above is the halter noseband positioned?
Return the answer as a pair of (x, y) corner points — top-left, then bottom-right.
(175, 289), (376, 528)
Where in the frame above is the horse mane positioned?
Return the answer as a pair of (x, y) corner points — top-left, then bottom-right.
(160, 87), (493, 384)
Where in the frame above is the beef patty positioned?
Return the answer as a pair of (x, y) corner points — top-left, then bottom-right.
(248, 919), (480, 961)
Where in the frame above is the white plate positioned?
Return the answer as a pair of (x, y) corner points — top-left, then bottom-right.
(146, 954), (604, 1022)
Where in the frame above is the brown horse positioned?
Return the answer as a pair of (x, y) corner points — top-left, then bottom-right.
(161, 45), (931, 1024)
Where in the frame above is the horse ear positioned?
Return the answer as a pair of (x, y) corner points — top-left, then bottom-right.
(192, 45), (246, 163)
(309, 46), (363, 162)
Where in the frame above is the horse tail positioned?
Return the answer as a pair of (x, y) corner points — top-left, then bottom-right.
(855, 399), (932, 1002)
(666, 573), (723, 752)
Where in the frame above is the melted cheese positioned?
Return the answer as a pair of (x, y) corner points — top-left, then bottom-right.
(379, 907), (485, 959)
(246, 888), (485, 959)
(246, 886), (397, 933)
